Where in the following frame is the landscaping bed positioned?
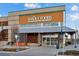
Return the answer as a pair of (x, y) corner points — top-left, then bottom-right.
(58, 50), (79, 56)
(0, 48), (27, 52)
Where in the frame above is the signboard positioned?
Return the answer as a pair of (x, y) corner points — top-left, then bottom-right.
(28, 16), (52, 22)
(19, 11), (63, 24)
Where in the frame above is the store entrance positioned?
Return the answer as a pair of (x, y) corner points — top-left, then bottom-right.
(42, 35), (57, 47)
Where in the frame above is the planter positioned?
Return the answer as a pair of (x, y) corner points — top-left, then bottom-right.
(15, 42), (27, 46)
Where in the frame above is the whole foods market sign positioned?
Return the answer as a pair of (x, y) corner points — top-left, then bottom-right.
(28, 16), (52, 22)
(19, 11), (63, 24)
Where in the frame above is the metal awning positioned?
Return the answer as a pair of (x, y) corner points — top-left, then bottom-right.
(18, 26), (76, 33)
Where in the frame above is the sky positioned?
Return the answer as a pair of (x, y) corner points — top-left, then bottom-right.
(0, 3), (79, 30)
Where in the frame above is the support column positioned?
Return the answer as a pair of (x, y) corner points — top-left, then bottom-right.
(38, 33), (41, 45)
(22, 33), (27, 46)
(58, 33), (64, 48)
(61, 33), (64, 48)
(57, 33), (60, 49)
(25, 33), (27, 45)
(60, 22), (63, 48)
(71, 33), (74, 44)
(8, 25), (12, 42)
(25, 34), (27, 42)
(74, 32), (77, 48)
(62, 33), (65, 47)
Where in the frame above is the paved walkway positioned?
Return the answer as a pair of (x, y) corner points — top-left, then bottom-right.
(0, 44), (79, 56)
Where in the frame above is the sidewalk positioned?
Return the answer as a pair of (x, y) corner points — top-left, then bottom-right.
(0, 44), (79, 56)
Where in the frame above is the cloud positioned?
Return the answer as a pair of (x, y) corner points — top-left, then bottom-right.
(0, 14), (7, 17)
(71, 5), (78, 11)
(67, 5), (79, 21)
(0, 14), (2, 17)
(24, 3), (41, 8)
(67, 13), (79, 21)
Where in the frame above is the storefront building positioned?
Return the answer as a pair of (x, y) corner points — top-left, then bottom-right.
(0, 5), (77, 48)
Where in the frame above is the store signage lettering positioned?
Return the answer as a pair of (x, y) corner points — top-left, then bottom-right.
(28, 16), (52, 22)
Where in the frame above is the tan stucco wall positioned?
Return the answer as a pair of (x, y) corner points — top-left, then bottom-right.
(8, 16), (19, 42)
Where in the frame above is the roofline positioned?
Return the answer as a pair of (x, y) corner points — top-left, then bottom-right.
(65, 26), (78, 32)
(19, 10), (65, 16)
(8, 5), (66, 13)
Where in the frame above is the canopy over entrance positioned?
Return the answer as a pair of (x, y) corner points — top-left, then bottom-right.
(18, 26), (76, 33)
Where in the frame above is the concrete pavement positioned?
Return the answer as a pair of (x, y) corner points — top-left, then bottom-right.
(0, 44), (79, 56)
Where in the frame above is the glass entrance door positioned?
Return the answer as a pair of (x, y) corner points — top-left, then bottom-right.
(42, 37), (51, 46)
(51, 38), (57, 47)
(42, 36), (57, 47)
